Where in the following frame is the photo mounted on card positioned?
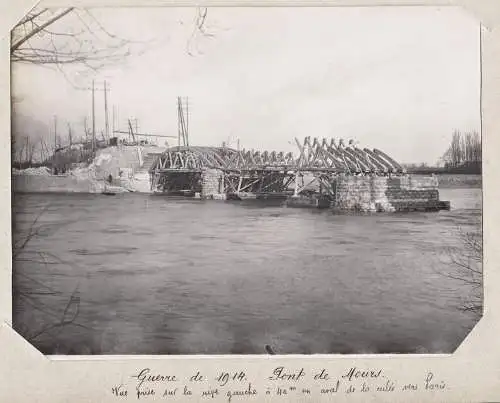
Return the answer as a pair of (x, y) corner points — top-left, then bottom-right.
(1, 1), (498, 402)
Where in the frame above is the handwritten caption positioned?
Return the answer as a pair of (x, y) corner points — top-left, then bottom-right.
(110, 366), (447, 401)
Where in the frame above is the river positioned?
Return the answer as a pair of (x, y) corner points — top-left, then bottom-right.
(12, 177), (482, 355)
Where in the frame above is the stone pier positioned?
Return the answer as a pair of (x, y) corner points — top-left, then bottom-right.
(201, 168), (226, 200)
(334, 175), (443, 212)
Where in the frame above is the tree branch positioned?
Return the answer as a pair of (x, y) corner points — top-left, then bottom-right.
(11, 8), (74, 53)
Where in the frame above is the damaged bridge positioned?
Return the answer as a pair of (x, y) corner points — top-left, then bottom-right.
(148, 137), (448, 212)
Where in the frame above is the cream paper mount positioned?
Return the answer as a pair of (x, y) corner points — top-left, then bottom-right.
(1, 1), (499, 402)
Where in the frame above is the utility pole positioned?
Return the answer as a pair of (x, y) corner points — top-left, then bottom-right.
(177, 97), (181, 148)
(53, 115), (57, 151)
(112, 105), (116, 137)
(83, 117), (89, 144)
(186, 97), (189, 147)
(68, 123), (72, 146)
(79, 80), (109, 144)
(92, 79), (96, 151)
(104, 80), (109, 140)
(53, 115), (59, 173)
(177, 97), (189, 147)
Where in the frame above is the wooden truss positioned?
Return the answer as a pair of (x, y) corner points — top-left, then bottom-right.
(149, 138), (403, 173)
(294, 136), (403, 174)
(149, 138), (404, 195)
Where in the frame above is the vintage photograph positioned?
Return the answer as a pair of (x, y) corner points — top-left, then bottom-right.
(11, 6), (482, 355)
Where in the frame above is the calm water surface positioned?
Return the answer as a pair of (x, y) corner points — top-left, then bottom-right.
(12, 184), (482, 355)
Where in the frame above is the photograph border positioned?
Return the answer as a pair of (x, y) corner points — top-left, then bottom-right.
(1, 1), (499, 401)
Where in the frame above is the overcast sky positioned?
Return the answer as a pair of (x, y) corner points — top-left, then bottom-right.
(11, 6), (480, 164)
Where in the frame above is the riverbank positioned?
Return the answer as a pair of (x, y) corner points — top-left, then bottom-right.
(12, 172), (106, 193)
(12, 144), (163, 194)
(437, 174), (482, 189)
(12, 174), (136, 194)
(405, 161), (481, 175)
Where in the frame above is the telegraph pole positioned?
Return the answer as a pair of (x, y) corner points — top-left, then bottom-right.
(53, 115), (57, 173)
(92, 79), (96, 151)
(104, 80), (109, 140)
(83, 117), (89, 144)
(186, 97), (189, 147)
(112, 105), (116, 137)
(177, 97), (190, 147)
(53, 115), (57, 151)
(78, 80), (110, 145)
(177, 98), (181, 148)
(68, 123), (73, 146)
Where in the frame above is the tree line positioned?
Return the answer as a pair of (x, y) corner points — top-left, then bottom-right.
(442, 130), (482, 168)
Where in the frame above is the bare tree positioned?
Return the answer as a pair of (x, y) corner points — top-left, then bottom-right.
(441, 224), (483, 317)
(11, 7), (212, 73)
(13, 138), (25, 166)
(11, 8), (135, 72)
(83, 117), (91, 142)
(27, 137), (40, 166)
(442, 130), (482, 167)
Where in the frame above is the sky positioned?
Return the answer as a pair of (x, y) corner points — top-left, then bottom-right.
(11, 6), (480, 165)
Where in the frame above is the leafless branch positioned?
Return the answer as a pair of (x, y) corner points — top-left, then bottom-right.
(13, 204), (94, 346)
(437, 224), (483, 316)
(18, 8), (49, 26)
(11, 8), (74, 52)
(187, 7), (215, 57)
(11, 7), (145, 89)
(12, 204), (50, 259)
(12, 6), (214, 89)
